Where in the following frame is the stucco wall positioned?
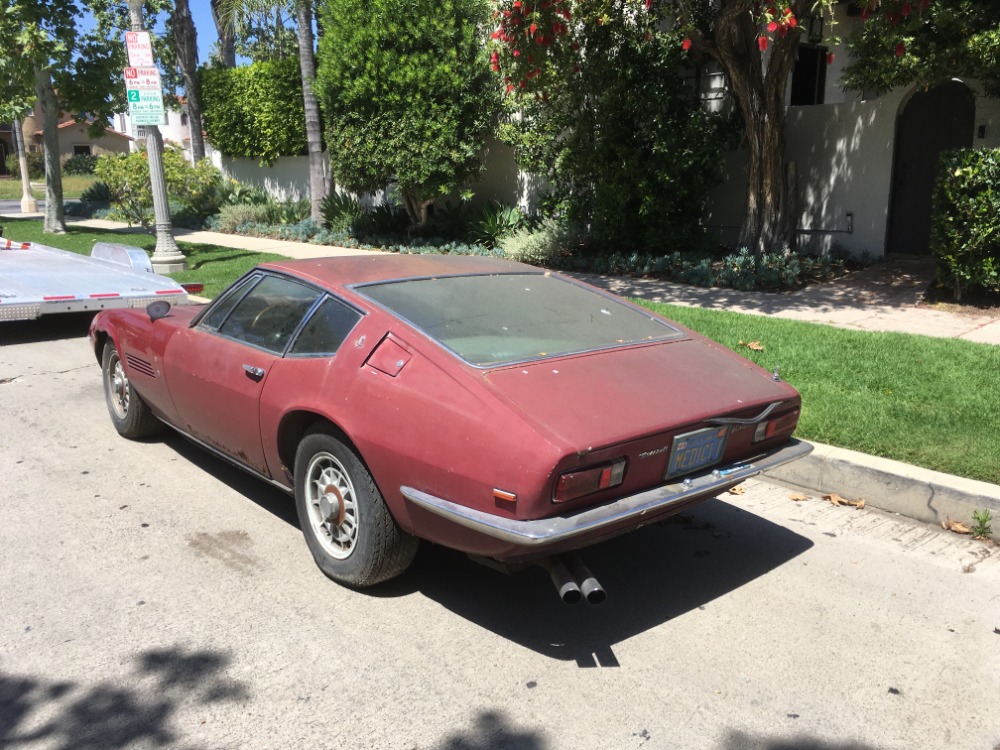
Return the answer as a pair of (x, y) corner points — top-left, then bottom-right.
(211, 152), (330, 201)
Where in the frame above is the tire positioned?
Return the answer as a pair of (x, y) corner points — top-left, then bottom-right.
(294, 427), (418, 587)
(101, 341), (163, 439)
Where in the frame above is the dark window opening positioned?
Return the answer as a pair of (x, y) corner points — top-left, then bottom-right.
(73, 145), (93, 156)
(790, 45), (827, 106)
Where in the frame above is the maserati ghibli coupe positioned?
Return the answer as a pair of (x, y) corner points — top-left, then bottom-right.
(89, 254), (811, 602)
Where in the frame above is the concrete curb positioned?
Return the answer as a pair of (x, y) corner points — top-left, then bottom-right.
(764, 441), (1000, 541)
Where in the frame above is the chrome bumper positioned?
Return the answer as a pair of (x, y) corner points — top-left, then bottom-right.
(401, 439), (813, 546)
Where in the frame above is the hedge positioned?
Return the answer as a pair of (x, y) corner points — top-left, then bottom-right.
(199, 57), (308, 166)
(930, 148), (1000, 301)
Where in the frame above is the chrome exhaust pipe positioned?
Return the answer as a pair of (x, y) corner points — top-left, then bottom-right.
(541, 557), (582, 605)
(567, 555), (607, 605)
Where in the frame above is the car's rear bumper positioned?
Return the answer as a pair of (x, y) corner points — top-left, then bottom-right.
(401, 438), (813, 549)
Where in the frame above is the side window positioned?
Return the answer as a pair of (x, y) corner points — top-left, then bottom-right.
(218, 276), (321, 353)
(200, 275), (259, 331)
(290, 297), (363, 356)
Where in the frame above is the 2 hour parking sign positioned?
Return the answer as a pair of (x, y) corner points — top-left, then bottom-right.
(123, 66), (165, 126)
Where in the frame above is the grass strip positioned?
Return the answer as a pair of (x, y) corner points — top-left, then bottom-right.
(1, 217), (286, 299)
(0, 175), (98, 200)
(639, 301), (1000, 485)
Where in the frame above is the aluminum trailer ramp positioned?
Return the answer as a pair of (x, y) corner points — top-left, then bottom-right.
(0, 239), (191, 322)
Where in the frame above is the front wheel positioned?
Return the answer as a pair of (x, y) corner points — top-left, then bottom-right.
(101, 341), (163, 439)
(294, 427), (418, 587)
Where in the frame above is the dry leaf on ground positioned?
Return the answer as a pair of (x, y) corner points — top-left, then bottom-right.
(738, 340), (765, 351)
(727, 485), (746, 495)
(788, 492), (811, 502)
(823, 493), (865, 509)
(943, 518), (972, 534)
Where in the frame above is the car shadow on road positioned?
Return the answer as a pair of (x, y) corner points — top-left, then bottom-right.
(161, 433), (299, 528)
(390, 498), (813, 665)
(154, 435), (812, 668)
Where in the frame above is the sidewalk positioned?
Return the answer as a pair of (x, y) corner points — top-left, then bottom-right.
(28, 216), (1000, 536)
(68, 217), (1000, 345)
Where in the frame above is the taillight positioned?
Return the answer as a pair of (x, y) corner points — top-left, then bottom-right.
(180, 282), (205, 294)
(554, 459), (626, 503)
(753, 409), (800, 443)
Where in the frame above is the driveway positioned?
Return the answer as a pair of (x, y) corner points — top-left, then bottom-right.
(1, 315), (999, 750)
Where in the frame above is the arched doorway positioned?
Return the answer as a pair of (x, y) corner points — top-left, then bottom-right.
(886, 80), (974, 255)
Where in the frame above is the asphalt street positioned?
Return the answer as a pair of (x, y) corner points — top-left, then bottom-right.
(2, 314), (999, 750)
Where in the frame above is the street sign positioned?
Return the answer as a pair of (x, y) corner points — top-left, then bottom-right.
(123, 66), (165, 126)
(124, 31), (155, 67)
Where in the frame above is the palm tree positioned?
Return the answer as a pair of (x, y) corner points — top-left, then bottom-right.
(216, 0), (328, 221)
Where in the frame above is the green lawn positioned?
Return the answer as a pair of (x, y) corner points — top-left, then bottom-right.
(0, 175), (98, 200)
(640, 302), (1000, 485)
(1, 217), (286, 299)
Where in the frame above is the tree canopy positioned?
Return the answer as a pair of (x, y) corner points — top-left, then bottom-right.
(843, 0), (1000, 96)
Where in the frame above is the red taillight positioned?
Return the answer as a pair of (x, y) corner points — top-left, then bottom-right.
(554, 459), (626, 503)
(753, 409), (800, 443)
(180, 282), (205, 294)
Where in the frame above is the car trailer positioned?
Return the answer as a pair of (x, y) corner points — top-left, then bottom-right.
(0, 238), (200, 322)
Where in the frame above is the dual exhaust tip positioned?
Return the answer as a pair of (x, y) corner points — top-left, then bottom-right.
(542, 555), (606, 605)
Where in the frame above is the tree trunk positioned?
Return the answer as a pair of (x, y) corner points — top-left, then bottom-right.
(706, 0), (804, 255)
(296, 0), (328, 222)
(172, 0), (206, 162)
(34, 67), (66, 234)
(211, 0), (237, 67)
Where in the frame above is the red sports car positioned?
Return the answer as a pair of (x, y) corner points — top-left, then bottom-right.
(89, 255), (811, 603)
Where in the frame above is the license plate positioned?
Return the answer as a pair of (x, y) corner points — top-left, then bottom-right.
(665, 426), (729, 479)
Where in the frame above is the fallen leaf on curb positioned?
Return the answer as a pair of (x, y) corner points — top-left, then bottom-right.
(942, 519), (972, 534)
(738, 340), (765, 351)
(823, 493), (865, 509)
(727, 485), (746, 495)
(788, 492), (810, 502)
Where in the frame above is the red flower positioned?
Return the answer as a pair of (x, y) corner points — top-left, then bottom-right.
(644, 0), (652, 8)
(827, 52), (835, 65)
(895, 42), (905, 57)
(787, 15), (797, 27)
(767, 20), (778, 32)
(758, 35), (769, 51)
(529, 22), (537, 34)
(861, 7), (869, 19)
(681, 37), (692, 51)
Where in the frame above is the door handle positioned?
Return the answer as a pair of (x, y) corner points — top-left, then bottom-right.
(243, 364), (265, 380)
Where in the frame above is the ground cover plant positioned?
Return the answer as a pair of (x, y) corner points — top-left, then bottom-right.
(1, 218), (285, 299)
(641, 301), (1000, 485)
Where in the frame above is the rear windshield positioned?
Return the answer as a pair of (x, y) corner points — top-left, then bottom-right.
(358, 272), (682, 366)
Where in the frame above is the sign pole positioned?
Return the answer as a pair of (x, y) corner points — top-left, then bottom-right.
(126, 3), (186, 273)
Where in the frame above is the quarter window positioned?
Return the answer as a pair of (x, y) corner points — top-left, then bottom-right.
(290, 297), (362, 356)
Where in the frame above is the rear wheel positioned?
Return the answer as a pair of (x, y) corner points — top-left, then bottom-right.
(101, 342), (163, 439)
(294, 427), (417, 587)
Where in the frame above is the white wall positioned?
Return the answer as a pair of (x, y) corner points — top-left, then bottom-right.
(210, 152), (330, 201)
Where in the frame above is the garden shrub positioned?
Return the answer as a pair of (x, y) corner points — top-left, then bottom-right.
(200, 57), (308, 166)
(94, 148), (224, 228)
(4, 151), (44, 180)
(930, 148), (1000, 300)
(80, 180), (112, 205)
(500, 218), (584, 264)
(316, 0), (499, 228)
(212, 203), (282, 233)
(497, 13), (735, 254)
(467, 203), (524, 249)
(62, 153), (98, 175)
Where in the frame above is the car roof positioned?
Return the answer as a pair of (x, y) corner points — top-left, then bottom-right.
(258, 254), (537, 291)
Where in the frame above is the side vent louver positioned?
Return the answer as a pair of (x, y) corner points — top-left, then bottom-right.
(125, 354), (156, 378)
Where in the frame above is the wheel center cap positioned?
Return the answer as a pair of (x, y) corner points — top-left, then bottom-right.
(319, 484), (346, 527)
